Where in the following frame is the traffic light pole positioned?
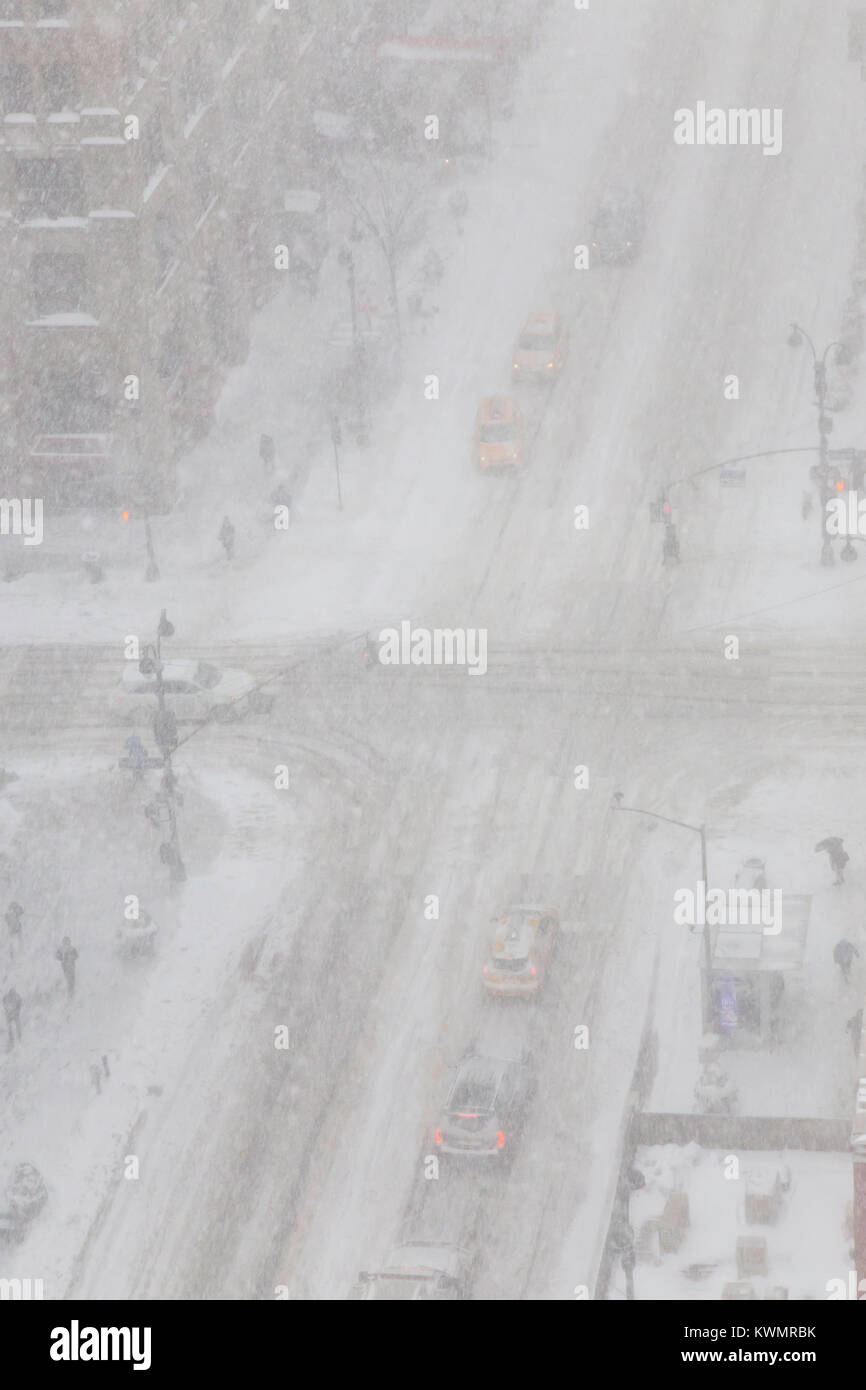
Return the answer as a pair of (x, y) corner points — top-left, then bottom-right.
(613, 798), (713, 1022)
(143, 611), (185, 884)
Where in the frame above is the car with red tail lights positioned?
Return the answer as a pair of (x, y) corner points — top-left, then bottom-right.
(512, 312), (568, 380)
(482, 905), (559, 996)
(433, 1050), (535, 1165)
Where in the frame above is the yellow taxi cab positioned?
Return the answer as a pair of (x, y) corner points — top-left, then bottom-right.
(481, 905), (559, 996)
(474, 395), (524, 471)
(512, 312), (568, 379)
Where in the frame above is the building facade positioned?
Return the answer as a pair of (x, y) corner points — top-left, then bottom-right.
(0, 0), (314, 509)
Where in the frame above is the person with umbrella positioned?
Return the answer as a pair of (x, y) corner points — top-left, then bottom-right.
(833, 938), (860, 983)
(815, 836), (849, 885)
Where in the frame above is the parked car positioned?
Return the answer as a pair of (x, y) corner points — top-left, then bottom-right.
(349, 1242), (473, 1300)
(591, 188), (645, 263)
(474, 395), (524, 471)
(512, 312), (569, 379)
(110, 659), (268, 725)
(434, 1049), (535, 1163)
(482, 905), (559, 996)
(0, 1163), (47, 1244)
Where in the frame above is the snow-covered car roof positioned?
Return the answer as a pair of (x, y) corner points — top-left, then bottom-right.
(121, 659), (206, 688)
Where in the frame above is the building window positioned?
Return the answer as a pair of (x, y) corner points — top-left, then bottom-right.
(41, 61), (78, 111)
(220, 0), (251, 47)
(182, 47), (206, 121)
(16, 158), (85, 218)
(157, 315), (187, 382)
(141, 108), (166, 181)
(32, 366), (110, 432)
(191, 149), (216, 214)
(31, 252), (87, 317)
(0, 62), (34, 115)
(152, 211), (180, 285)
(135, 11), (160, 76)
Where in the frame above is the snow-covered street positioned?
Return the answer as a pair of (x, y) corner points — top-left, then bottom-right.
(2, 0), (866, 1311)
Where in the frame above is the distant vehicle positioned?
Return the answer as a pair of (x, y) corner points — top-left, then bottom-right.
(512, 312), (569, 379)
(0, 1163), (47, 1244)
(434, 1049), (535, 1163)
(591, 188), (645, 263)
(474, 395), (524, 471)
(110, 659), (269, 725)
(349, 1242), (473, 1300)
(482, 904), (559, 996)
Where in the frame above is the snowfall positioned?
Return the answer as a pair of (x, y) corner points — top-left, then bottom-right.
(0, 0), (865, 1301)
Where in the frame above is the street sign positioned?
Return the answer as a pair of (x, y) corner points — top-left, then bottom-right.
(719, 467), (746, 487)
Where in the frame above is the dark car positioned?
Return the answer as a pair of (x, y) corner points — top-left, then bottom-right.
(434, 1050), (535, 1164)
(591, 189), (645, 263)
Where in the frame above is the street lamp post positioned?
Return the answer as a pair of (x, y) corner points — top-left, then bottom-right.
(142, 610), (185, 883)
(338, 245), (370, 446)
(143, 513), (159, 583)
(788, 324), (848, 565)
(330, 413), (343, 511)
(613, 796), (713, 1008)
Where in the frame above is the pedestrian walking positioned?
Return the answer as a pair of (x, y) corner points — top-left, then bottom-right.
(259, 433), (276, 474)
(815, 836), (849, 885)
(831, 844), (849, 884)
(5, 902), (23, 956)
(847, 1008), (863, 1055)
(270, 479), (292, 525)
(662, 522), (680, 564)
(56, 936), (78, 998)
(219, 516), (235, 560)
(2, 987), (22, 1048)
(833, 938), (860, 984)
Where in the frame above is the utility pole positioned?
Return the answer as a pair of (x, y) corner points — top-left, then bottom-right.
(142, 610), (185, 884)
(330, 413), (343, 511)
(338, 245), (369, 446)
(788, 324), (848, 565)
(613, 796), (713, 1018)
(143, 512), (159, 583)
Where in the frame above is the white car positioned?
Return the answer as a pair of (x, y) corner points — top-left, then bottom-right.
(349, 1243), (472, 1300)
(110, 659), (266, 725)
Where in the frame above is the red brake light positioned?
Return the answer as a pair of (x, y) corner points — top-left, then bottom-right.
(497, 1131), (505, 1148)
(434, 1128), (442, 1144)
(530, 965), (537, 975)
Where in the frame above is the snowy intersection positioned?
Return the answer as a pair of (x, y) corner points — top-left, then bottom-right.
(1, 0), (866, 1305)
